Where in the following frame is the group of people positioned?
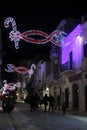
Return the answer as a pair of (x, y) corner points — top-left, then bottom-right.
(42, 94), (55, 112)
(28, 91), (40, 112)
(28, 92), (55, 112)
(42, 94), (67, 115)
(28, 92), (66, 115)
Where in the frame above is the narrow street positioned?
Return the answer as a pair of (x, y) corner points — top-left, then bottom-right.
(0, 101), (87, 130)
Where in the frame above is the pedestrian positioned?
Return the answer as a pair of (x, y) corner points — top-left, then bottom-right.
(54, 95), (60, 111)
(34, 92), (40, 110)
(62, 102), (66, 115)
(48, 94), (55, 112)
(43, 94), (49, 112)
(28, 92), (35, 112)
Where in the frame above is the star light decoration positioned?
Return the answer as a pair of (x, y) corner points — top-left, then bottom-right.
(53, 32), (67, 44)
(4, 17), (67, 49)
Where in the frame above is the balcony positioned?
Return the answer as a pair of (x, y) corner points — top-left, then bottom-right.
(50, 52), (58, 59)
(61, 62), (75, 75)
(61, 69), (75, 75)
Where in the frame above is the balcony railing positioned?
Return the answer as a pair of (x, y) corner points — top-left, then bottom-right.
(61, 61), (75, 75)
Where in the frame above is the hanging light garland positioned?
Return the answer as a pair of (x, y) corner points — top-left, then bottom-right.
(1, 80), (16, 94)
(4, 17), (67, 49)
(5, 63), (36, 77)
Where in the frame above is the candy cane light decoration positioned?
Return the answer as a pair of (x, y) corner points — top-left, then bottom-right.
(4, 17), (67, 49)
(1, 80), (16, 94)
(4, 17), (21, 49)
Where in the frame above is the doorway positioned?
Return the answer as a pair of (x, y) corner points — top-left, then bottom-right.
(72, 84), (79, 110)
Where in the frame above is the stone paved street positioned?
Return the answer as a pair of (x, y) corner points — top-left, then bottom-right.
(0, 101), (87, 130)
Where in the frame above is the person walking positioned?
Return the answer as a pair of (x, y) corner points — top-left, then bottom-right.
(62, 102), (66, 115)
(48, 94), (55, 112)
(34, 92), (40, 110)
(28, 92), (35, 112)
(43, 94), (49, 112)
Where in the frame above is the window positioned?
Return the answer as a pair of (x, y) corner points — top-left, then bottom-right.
(84, 43), (87, 57)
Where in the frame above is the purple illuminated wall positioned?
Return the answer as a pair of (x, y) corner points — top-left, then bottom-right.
(62, 24), (83, 69)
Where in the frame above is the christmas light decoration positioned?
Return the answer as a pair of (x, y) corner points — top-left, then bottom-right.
(5, 64), (29, 74)
(6, 83), (16, 91)
(4, 17), (67, 49)
(4, 17), (21, 49)
(4, 64), (16, 73)
(30, 64), (36, 70)
(5, 63), (36, 76)
(15, 66), (29, 74)
(1, 80), (16, 94)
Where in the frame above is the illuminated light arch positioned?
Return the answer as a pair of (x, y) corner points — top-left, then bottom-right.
(7, 83), (16, 91)
(21, 30), (66, 46)
(14, 66), (29, 74)
(5, 64), (36, 76)
(2, 80), (16, 94)
(4, 17), (67, 49)
(5, 64), (29, 74)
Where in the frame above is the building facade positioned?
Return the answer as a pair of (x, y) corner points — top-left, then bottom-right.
(59, 18), (87, 112)
(33, 16), (87, 113)
(0, 29), (2, 87)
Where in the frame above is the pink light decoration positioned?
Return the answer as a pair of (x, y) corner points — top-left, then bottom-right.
(6, 83), (16, 91)
(5, 64), (29, 74)
(4, 17), (67, 49)
(5, 63), (36, 75)
(2, 80), (16, 94)
(21, 30), (66, 45)
(14, 66), (29, 74)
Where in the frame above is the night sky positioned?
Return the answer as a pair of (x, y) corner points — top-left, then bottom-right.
(0, 0), (87, 62)
(0, 0), (87, 81)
